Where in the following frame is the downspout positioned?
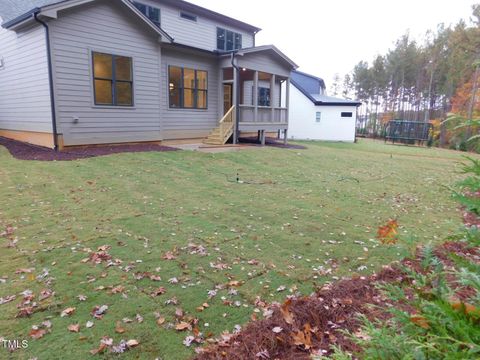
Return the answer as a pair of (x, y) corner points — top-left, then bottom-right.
(231, 52), (241, 144)
(34, 12), (59, 151)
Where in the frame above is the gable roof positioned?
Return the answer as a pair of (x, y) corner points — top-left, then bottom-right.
(291, 70), (361, 107)
(0, 0), (261, 34)
(235, 45), (298, 70)
(0, 0), (173, 41)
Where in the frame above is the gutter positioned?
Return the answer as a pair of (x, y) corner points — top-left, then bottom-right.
(2, 8), (40, 29)
(34, 12), (59, 151)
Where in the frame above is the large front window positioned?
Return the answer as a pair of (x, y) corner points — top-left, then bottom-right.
(169, 66), (208, 109)
(217, 28), (242, 51)
(92, 52), (133, 106)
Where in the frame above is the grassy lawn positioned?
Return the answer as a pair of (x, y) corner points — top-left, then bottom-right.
(0, 139), (470, 359)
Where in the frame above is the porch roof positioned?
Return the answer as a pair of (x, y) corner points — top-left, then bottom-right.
(235, 45), (298, 70)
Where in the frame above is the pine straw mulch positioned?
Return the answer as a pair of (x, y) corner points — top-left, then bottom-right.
(0, 136), (178, 161)
(193, 240), (480, 360)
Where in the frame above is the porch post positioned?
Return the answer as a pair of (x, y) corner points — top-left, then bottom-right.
(233, 66), (238, 144)
(253, 70), (259, 123)
(284, 78), (290, 145)
(270, 74), (276, 122)
(285, 78), (290, 124)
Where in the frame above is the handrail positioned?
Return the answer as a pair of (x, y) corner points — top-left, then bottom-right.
(219, 105), (235, 124)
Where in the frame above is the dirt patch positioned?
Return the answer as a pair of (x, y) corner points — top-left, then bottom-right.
(0, 136), (178, 161)
(239, 137), (307, 150)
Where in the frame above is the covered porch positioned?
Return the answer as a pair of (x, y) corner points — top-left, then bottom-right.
(205, 45), (297, 145)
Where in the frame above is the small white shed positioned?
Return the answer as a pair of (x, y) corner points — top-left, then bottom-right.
(288, 71), (361, 142)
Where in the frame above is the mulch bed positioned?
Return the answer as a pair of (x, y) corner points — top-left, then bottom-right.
(239, 137), (307, 150)
(0, 136), (178, 161)
(194, 242), (479, 360)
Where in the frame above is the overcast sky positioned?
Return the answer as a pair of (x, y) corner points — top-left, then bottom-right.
(194, 0), (476, 89)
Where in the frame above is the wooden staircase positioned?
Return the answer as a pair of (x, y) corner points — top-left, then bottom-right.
(203, 106), (235, 145)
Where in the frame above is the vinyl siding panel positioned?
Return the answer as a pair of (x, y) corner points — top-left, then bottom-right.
(49, 1), (162, 146)
(161, 47), (219, 139)
(135, 0), (254, 52)
(236, 52), (291, 77)
(0, 22), (52, 133)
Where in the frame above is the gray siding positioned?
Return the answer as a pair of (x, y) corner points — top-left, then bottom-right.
(136, 0), (254, 52)
(161, 47), (219, 139)
(0, 21), (52, 133)
(236, 52), (292, 78)
(49, 1), (162, 146)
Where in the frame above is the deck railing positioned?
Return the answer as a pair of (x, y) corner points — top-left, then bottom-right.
(238, 105), (288, 123)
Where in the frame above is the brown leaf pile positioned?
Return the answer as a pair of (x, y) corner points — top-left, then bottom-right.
(194, 241), (480, 360)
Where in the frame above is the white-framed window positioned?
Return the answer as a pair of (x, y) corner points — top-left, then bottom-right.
(133, 2), (160, 27)
(217, 28), (242, 51)
(315, 111), (321, 123)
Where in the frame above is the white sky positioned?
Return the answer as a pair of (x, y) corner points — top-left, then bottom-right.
(193, 0), (476, 88)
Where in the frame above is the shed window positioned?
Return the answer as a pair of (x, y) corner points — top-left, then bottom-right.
(133, 2), (160, 27)
(169, 66), (208, 109)
(217, 28), (242, 51)
(180, 12), (197, 21)
(341, 112), (353, 118)
(93, 52), (133, 106)
(315, 112), (321, 122)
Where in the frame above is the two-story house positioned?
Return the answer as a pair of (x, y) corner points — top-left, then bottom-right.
(0, 0), (297, 149)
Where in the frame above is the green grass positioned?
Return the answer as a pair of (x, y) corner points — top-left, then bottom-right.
(0, 139), (471, 359)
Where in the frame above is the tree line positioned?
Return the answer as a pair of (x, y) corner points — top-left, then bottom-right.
(332, 4), (480, 149)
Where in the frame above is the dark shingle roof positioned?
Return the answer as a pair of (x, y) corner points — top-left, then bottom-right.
(291, 70), (361, 106)
(291, 70), (325, 94)
(0, 0), (64, 25)
(0, 0), (261, 33)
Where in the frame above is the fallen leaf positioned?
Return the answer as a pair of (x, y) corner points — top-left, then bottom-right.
(68, 324), (80, 333)
(126, 339), (139, 348)
(61, 307), (76, 317)
(29, 328), (47, 339)
(410, 315), (429, 329)
(175, 322), (192, 331)
(175, 308), (184, 318)
(162, 251), (176, 260)
(272, 326), (283, 333)
(90, 342), (108, 355)
(86, 321), (94, 328)
(91, 305), (108, 319)
(376, 219), (398, 244)
(291, 328), (312, 349)
(280, 299), (294, 325)
(39, 289), (54, 301)
(150, 287), (167, 297)
(157, 317), (166, 326)
(115, 322), (126, 334)
(183, 335), (195, 347)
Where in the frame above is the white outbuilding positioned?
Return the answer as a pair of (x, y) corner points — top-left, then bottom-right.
(288, 71), (361, 142)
